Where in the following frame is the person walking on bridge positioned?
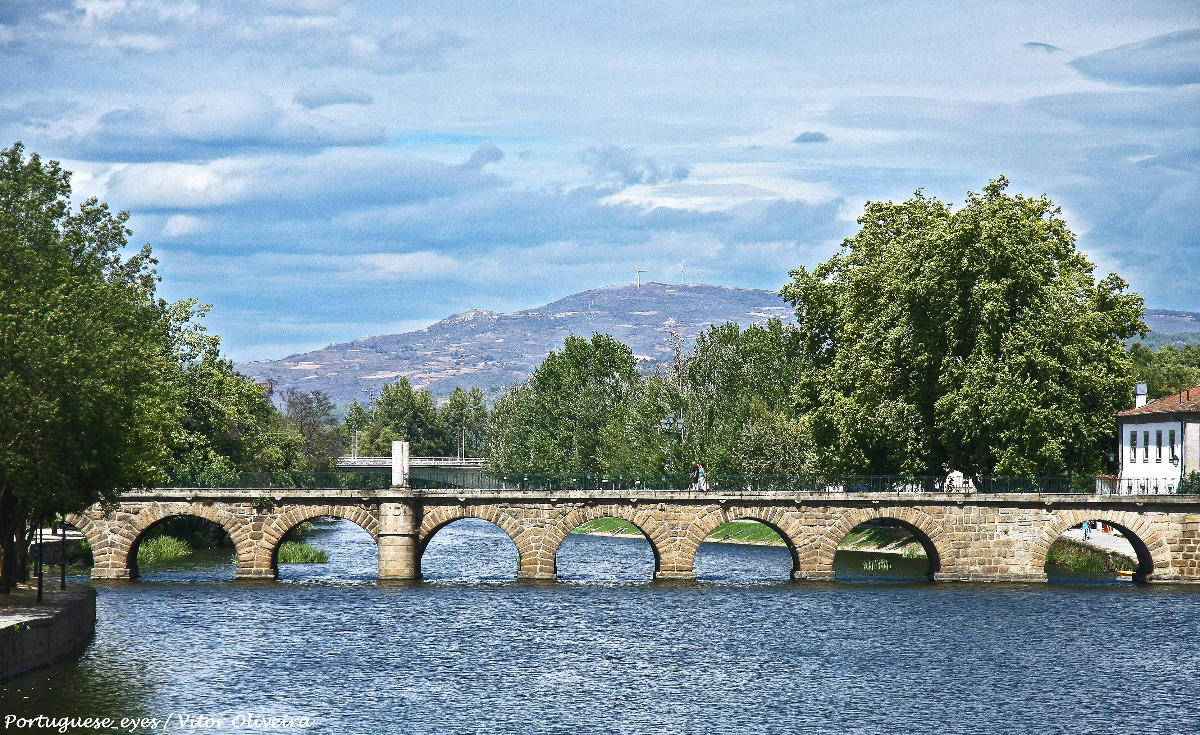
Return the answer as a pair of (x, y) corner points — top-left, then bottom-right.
(696, 462), (709, 492)
(689, 461), (700, 491)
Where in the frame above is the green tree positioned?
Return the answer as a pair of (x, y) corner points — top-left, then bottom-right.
(282, 389), (341, 470)
(166, 312), (302, 476)
(486, 334), (640, 473)
(438, 387), (489, 457)
(684, 320), (809, 473)
(341, 399), (371, 455)
(360, 378), (445, 456)
(780, 177), (1145, 477)
(1129, 343), (1200, 400)
(0, 143), (180, 590)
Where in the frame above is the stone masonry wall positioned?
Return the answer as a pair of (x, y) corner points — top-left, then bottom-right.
(72, 492), (1200, 584)
(0, 586), (96, 682)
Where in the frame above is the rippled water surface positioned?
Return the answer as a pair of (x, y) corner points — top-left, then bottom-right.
(3, 519), (1198, 735)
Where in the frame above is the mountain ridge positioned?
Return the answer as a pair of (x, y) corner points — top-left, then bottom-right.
(236, 282), (1200, 405)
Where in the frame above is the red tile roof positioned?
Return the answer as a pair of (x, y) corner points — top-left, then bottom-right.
(1117, 385), (1200, 416)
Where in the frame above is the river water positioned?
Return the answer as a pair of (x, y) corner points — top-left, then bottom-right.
(3, 519), (1198, 734)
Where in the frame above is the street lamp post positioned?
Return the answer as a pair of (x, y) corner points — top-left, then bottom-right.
(660, 413), (683, 488)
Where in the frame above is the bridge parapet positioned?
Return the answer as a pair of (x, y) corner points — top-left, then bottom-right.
(65, 443), (1200, 585)
(69, 487), (1200, 585)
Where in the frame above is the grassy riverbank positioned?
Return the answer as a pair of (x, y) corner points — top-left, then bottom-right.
(571, 519), (927, 556)
(1046, 538), (1135, 574)
(60, 519), (331, 570)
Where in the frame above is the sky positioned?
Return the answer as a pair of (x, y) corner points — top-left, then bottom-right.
(2, 1), (1198, 361)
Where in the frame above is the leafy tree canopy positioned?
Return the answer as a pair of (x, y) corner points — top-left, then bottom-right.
(780, 177), (1146, 477)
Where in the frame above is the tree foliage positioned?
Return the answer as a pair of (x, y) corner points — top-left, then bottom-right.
(282, 388), (341, 470)
(0, 143), (180, 587)
(486, 334), (640, 473)
(780, 178), (1145, 476)
(1129, 343), (1200, 400)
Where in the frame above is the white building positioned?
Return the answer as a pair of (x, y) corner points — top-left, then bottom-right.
(1115, 383), (1200, 493)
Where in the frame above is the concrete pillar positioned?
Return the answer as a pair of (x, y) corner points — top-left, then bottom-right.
(378, 501), (420, 579)
(392, 440), (410, 487)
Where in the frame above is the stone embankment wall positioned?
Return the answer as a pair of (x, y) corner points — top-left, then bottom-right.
(0, 586), (96, 682)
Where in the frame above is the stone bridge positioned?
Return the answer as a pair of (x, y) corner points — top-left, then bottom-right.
(67, 486), (1200, 585)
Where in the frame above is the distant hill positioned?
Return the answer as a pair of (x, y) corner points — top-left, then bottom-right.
(1138, 309), (1200, 349)
(236, 283), (794, 405)
(235, 284), (1200, 405)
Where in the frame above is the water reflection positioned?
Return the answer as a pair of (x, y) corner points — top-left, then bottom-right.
(4, 522), (1199, 735)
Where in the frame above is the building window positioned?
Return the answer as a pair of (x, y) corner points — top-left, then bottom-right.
(1170, 429), (1177, 461)
(1130, 431), (1137, 463)
(1143, 431), (1150, 461)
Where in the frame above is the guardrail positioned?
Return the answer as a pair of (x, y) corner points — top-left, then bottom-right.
(336, 456), (487, 468)
(162, 471), (392, 489)
(152, 470), (1199, 494)
(408, 471), (1200, 495)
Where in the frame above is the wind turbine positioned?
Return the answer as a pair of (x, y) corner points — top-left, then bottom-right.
(635, 265), (647, 289)
(698, 267), (704, 284)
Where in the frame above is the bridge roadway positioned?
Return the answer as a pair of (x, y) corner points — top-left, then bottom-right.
(68, 483), (1200, 585)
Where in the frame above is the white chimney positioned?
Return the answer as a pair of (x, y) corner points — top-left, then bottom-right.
(1135, 382), (1148, 408)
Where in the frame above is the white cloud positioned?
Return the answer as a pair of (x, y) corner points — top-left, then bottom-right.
(604, 163), (839, 212)
(355, 252), (460, 279)
(162, 214), (203, 237)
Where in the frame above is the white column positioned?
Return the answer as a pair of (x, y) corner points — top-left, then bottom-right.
(391, 440), (410, 487)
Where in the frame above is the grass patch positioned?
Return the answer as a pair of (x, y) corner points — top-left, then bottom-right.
(1047, 538), (1135, 574)
(571, 518), (642, 535)
(901, 543), (926, 559)
(705, 521), (785, 544)
(861, 558), (892, 571)
(277, 541), (329, 564)
(840, 526), (914, 549)
(137, 535), (192, 566)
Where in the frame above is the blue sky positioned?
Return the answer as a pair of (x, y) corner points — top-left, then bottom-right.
(2, 1), (1197, 361)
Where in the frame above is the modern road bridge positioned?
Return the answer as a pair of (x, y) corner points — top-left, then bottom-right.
(69, 443), (1200, 585)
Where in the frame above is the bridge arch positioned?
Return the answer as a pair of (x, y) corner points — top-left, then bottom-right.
(679, 506), (805, 578)
(1033, 510), (1170, 582)
(121, 502), (253, 579)
(538, 505), (670, 579)
(64, 512), (108, 570)
(263, 504), (379, 571)
(417, 504), (527, 578)
(817, 507), (950, 581)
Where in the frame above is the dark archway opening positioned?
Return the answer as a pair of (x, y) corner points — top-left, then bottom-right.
(420, 518), (519, 581)
(128, 515), (235, 581)
(1044, 520), (1150, 584)
(833, 519), (939, 582)
(556, 517), (658, 582)
(693, 520), (795, 583)
(274, 517), (378, 582)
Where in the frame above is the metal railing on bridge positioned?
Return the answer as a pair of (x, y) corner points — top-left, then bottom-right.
(162, 471), (392, 490)
(153, 470), (1200, 495)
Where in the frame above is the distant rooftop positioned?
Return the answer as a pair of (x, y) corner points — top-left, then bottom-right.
(1117, 385), (1200, 417)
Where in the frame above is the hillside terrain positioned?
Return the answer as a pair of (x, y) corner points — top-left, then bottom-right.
(236, 282), (1200, 405)
(237, 283), (794, 404)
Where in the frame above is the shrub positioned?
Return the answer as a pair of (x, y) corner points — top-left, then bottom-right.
(137, 535), (192, 566)
(277, 541), (329, 564)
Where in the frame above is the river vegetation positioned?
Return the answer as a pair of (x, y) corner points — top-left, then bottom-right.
(137, 536), (192, 566)
(1046, 538), (1136, 574)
